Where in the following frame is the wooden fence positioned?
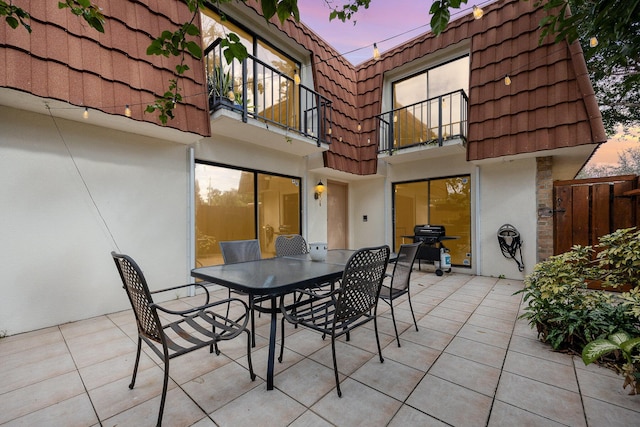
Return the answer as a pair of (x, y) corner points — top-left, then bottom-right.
(553, 175), (640, 254)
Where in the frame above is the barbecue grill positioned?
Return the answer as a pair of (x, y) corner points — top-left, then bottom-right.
(410, 225), (452, 276)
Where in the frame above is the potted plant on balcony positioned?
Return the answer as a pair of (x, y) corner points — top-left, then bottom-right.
(208, 65), (235, 109)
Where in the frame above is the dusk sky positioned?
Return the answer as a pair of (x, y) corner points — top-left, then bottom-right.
(297, 0), (488, 64)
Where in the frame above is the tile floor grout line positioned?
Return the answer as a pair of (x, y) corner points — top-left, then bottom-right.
(481, 278), (526, 426)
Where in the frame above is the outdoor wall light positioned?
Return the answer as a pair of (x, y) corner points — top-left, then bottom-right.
(314, 180), (326, 205)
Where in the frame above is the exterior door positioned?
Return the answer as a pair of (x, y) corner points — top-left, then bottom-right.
(327, 180), (348, 249)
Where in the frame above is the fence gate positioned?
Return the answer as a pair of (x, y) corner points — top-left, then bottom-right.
(553, 175), (640, 255)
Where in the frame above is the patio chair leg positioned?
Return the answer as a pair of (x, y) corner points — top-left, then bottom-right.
(407, 294), (419, 332)
(331, 336), (342, 398)
(389, 303), (401, 347)
(129, 337), (142, 389)
(374, 316), (384, 363)
(157, 358), (170, 427)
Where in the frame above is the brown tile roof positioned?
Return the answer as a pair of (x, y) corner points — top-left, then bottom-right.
(0, 0), (210, 136)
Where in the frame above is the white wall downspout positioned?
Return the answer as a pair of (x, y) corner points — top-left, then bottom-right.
(188, 146), (196, 296)
(474, 165), (482, 276)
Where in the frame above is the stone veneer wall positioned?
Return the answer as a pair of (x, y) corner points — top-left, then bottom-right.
(536, 157), (554, 262)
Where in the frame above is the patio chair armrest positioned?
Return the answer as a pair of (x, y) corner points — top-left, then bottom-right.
(279, 288), (340, 324)
(152, 296), (249, 317)
(296, 285), (340, 299)
(149, 282), (211, 304)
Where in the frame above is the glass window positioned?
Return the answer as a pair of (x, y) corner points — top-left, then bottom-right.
(195, 163), (301, 266)
(393, 175), (471, 268)
(392, 56), (469, 147)
(200, 9), (300, 129)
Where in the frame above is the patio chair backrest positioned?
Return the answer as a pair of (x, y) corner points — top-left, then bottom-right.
(219, 239), (261, 264)
(335, 245), (390, 322)
(275, 234), (309, 256)
(390, 243), (421, 292)
(111, 253), (163, 343)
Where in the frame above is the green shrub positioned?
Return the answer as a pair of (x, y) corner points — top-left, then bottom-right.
(519, 228), (640, 393)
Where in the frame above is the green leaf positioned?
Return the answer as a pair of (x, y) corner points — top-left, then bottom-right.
(620, 337), (640, 355)
(582, 339), (620, 365)
(608, 331), (631, 346)
(5, 16), (18, 29)
(184, 23), (200, 36)
(430, 4), (450, 36)
(185, 41), (202, 59)
(261, 0), (277, 20)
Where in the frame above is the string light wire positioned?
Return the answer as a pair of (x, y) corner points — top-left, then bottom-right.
(45, 103), (121, 252)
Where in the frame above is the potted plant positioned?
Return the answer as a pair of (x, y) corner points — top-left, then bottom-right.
(208, 65), (234, 109)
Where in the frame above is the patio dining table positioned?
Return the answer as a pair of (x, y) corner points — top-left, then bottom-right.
(191, 249), (360, 390)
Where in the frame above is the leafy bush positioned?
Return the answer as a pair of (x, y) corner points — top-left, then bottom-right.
(582, 331), (640, 395)
(519, 228), (640, 393)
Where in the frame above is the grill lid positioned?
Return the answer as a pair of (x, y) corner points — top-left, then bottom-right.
(413, 225), (446, 236)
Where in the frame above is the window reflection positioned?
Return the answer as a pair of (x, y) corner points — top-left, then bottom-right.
(195, 163), (301, 266)
(392, 56), (469, 147)
(393, 176), (471, 267)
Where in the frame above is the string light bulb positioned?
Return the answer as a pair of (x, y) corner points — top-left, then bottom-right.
(504, 75), (512, 86)
(473, 5), (484, 19)
(357, 123), (362, 132)
(328, 127), (332, 135)
(589, 36), (598, 47)
(372, 43), (380, 60)
(124, 105), (131, 117)
(82, 107), (89, 119)
(293, 69), (301, 85)
(227, 90), (235, 102)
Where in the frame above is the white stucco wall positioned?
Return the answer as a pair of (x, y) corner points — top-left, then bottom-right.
(349, 177), (387, 249)
(1, 106), (190, 335)
(477, 158), (537, 280)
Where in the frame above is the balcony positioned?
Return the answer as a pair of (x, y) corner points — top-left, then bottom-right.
(204, 39), (332, 157)
(377, 89), (468, 164)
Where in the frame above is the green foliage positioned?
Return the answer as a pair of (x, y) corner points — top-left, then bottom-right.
(521, 228), (640, 393)
(582, 331), (640, 394)
(1, 1), (31, 32)
(519, 229), (640, 351)
(328, 0), (371, 22)
(58, 0), (105, 33)
(596, 228), (640, 289)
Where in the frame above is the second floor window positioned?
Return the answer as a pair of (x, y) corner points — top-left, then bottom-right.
(391, 56), (469, 147)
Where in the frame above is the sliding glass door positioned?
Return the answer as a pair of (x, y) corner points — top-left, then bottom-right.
(393, 175), (471, 267)
(195, 162), (301, 266)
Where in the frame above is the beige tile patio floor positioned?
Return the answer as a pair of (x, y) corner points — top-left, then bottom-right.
(2, 271), (639, 426)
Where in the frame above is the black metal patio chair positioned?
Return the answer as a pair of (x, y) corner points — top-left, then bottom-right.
(111, 252), (255, 427)
(278, 245), (390, 397)
(275, 234), (309, 256)
(219, 239), (265, 347)
(379, 242), (421, 347)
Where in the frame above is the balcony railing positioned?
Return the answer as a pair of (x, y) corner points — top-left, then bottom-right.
(204, 39), (332, 146)
(376, 89), (468, 155)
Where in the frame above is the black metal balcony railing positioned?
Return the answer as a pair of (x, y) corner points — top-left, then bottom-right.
(376, 90), (468, 155)
(204, 39), (332, 146)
